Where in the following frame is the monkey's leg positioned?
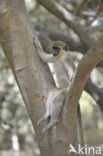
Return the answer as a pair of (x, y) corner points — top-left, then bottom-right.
(42, 90), (65, 133)
(37, 89), (55, 126)
(37, 102), (51, 126)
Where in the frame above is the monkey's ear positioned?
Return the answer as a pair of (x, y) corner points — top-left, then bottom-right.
(63, 45), (69, 52)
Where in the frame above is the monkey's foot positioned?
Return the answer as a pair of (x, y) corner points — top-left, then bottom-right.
(37, 118), (44, 126)
(41, 119), (58, 133)
(37, 116), (47, 126)
(37, 113), (50, 126)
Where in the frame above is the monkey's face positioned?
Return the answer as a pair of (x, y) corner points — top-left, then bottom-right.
(53, 45), (68, 58)
(53, 46), (60, 56)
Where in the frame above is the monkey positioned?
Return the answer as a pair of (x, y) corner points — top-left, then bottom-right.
(33, 36), (76, 132)
(33, 36), (84, 152)
(34, 35), (75, 87)
(33, 36), (84, 143)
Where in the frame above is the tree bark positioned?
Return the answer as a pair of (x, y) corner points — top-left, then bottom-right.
(0, 0), (78, 155)
(63, 34), (103, 152)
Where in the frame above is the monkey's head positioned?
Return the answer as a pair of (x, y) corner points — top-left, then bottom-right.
(52, 41), (68, 58)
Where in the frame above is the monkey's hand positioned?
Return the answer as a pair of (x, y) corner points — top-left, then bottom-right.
(33, 36), (55, 63)
(33, 36), (42, 52)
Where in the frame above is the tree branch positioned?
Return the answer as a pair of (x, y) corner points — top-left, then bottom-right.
(88, 2), (103, 26)
(63, 34), (103, 148)
(0, 0), (56, 155)
(34, 23), (103, 72)
(75, 0), (88, 16)
(33, 22), (87, 53)
(85, 79), (103, 113)
(37, 0), (94, 48)
(88, 26), (103, 32)
(34, 22), (103, 71)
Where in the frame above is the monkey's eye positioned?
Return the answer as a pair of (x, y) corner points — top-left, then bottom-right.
(53, 46), (60, 56)
(63, 45), (68, 52)
(53, 46), (60, 51)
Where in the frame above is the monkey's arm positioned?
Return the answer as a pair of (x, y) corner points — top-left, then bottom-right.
(33, 36), (55, 63)
(38, 51), (55, 63)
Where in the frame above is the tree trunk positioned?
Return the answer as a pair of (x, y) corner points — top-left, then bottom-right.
(0, 0), (78, 155)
